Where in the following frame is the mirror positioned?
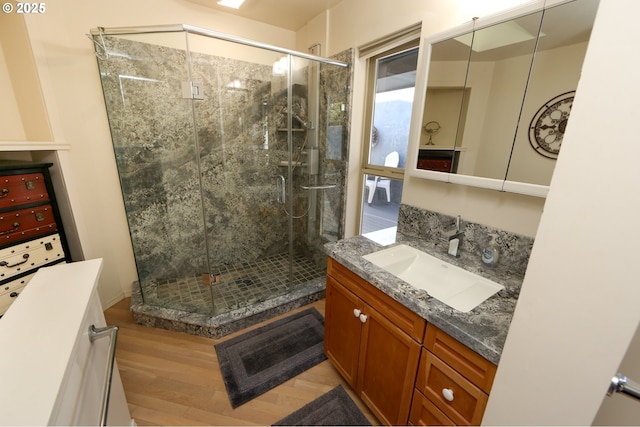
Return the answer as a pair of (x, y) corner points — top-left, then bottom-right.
(408, 0), (599, 197)
(415, 32), (472, 174)
(505, 0), (598, 192)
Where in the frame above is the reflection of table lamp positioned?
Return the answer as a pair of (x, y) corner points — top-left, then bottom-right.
(423, 121), (441, 145)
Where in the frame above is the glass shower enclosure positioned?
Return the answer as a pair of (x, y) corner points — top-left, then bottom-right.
(91, 25), (350, 325)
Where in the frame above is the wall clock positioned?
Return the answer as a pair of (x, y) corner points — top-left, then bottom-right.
(528, 91), (575, 159)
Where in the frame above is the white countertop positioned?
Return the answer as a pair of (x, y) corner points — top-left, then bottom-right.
(0, 259), (104, 426)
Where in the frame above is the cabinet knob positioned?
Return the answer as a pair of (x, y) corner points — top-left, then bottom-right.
(359, 313), (368, 323)
(353, 308), (361, 318)
(442, 388), (454, 402)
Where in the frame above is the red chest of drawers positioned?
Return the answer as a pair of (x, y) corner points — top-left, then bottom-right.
(0, 161), (70, 315)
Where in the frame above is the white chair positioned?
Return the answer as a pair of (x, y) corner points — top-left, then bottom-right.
(365, 151), (399, 204)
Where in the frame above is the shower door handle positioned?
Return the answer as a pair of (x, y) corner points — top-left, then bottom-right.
(300, 184), (337, 190)
(276, 175), (286, 204)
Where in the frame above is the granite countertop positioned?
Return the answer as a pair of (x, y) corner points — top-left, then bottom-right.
(324, 232), (523, 365)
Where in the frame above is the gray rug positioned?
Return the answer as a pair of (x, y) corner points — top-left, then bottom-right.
(214, 307), (327, 408)
(273, 385), (372, 426)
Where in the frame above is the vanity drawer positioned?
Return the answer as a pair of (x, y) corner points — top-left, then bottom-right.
(424, 325), (497, 393)
(409, 388), (455, 426)
(0, 204), (58, 246)
(416, 348), (488, 425)
(0, 173), (49, 209)
(327, 257), (425, 341)
(0, 234), (65, 282)
(0, 272), (36, 315)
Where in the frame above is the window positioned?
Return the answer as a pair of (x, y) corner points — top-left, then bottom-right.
(359, 39), (419, 236)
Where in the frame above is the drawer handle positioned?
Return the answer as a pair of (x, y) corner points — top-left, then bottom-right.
(0, 222), (19, 236)
(353, 308), (361, 318)
(9, 291), (18, 298)
(0, 253), (29, 268)
(0, 188), (8, 198)
(442, 388), (454, 402)
(359, 313), (368, 323)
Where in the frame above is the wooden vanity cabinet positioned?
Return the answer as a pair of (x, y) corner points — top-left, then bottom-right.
(410, 325), (497, 425)
(325, 257), (425, 425)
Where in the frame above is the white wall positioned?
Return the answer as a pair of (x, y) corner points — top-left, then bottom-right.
(0, 46), (26, 140)
(593, 324), (640, 425)
(0, 13), (51, 141)
(482, 1), (640, 423)
(9, 0), (297, 307)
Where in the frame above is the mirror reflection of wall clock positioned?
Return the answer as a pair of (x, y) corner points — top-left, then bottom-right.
(528, 91), (575, 159)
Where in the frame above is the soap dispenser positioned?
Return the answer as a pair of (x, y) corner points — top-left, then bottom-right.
(481, 233), (500, 267)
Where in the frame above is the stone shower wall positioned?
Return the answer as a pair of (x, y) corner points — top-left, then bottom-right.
(96, 35), (351, 285)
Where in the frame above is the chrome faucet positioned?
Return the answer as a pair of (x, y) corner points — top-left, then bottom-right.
(447, 215), (463, 257)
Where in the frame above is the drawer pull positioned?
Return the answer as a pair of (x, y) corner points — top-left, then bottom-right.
(9, 291), (18, 298)
(442, 388), (454, 402)
(359, 313), (368, 323)
(0, 254), (29, 268)
(0, 188), (8, 198)
(353, 308), (361, 318)
(0, 222), (19, 236)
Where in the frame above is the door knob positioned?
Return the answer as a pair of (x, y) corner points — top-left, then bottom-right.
(353, 308), (361, 318)
(359, 313), (368, 323)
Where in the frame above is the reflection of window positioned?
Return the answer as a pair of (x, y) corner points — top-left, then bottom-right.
(366, 46), (418, 169)
(359, 37), (419, 235)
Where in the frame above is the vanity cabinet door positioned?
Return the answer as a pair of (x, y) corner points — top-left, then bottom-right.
(324, 276), (363, 387)
(325, 257), (426, 425)
(358, 303), (421, 425)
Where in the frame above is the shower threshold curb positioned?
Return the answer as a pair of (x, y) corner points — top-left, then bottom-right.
(129, 278), (326, 339)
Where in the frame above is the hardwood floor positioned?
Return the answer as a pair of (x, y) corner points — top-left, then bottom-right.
(104, 298), (380, 426)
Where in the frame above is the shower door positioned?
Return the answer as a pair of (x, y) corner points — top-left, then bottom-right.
(186, 34), (330, 315)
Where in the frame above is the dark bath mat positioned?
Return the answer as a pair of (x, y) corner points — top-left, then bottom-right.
(273, 385), (372, 426)
(214, 307), (327, 408)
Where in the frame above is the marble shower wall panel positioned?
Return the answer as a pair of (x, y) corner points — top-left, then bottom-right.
(317, 48), (353, 246)
(189, 52), (291, 266)
(97, 37), (209, 284)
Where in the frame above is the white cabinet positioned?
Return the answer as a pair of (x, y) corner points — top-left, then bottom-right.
(0, 259), (132, 426)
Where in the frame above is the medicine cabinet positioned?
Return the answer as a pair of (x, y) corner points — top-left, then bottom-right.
(407, 0), (599, 197)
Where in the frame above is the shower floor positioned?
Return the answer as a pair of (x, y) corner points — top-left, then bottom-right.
(130, 252), (327, 338)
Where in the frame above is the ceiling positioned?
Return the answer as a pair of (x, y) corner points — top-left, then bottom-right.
(185, 0), (344, 31)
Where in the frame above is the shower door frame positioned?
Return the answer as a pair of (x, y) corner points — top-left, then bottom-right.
(90, 24), (347, 67)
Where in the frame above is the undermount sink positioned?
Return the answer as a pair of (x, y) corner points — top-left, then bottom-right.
(362, 244), (504, 313)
